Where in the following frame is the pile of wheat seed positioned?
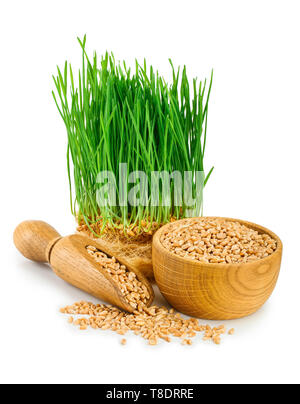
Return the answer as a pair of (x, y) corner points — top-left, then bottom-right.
(61, 301), (234, 346)
(60, 237), (239, 346)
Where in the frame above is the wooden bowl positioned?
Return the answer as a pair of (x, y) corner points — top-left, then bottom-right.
(153, 217), (283, 320)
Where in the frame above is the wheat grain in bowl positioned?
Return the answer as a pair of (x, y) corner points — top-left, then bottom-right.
(160, 217), (277, 264)
(153, 217), (282, 319)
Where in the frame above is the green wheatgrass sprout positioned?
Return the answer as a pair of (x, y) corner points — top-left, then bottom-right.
(52, 36), (214, 236)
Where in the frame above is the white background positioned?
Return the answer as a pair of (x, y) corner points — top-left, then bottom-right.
(1, 0), (299, 384)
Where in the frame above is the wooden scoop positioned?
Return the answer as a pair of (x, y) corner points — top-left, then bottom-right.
(13, 220), (154, 312)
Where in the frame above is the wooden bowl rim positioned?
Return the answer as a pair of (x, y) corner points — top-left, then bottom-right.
(153, 216), (283, 269)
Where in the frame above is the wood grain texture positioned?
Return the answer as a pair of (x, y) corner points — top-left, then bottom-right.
(153, 217), (283, 320)
(14, 221), (154, 312)
(13, 220), (61, 262)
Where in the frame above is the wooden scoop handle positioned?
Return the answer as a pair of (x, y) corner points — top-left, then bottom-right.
(13, 220), (62, 263)
(14, 220), (155, 311)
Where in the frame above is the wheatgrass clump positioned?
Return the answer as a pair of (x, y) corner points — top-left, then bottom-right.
(53, 36), (213, 236)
